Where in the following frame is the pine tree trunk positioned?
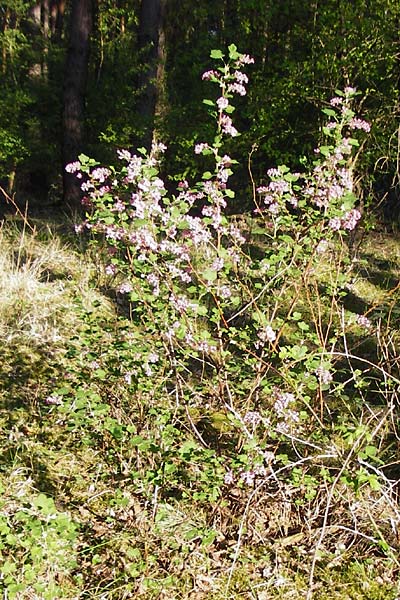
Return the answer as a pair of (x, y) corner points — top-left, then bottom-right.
(62, 0), (92, 210)
(136, 0), (166, 149)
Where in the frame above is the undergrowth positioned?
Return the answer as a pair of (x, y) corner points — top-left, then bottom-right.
(1, 45), (400, 600)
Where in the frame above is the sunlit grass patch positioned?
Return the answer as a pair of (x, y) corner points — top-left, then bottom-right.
(0, 219), (113, 346)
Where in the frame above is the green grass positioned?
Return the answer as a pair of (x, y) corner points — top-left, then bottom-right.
(1, 217), (400, 599)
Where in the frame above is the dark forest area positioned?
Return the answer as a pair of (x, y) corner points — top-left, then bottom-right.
(0, 0), (399, 218)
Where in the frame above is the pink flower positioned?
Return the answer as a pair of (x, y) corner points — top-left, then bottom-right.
(268, 203), (280, 215)
(328, 217), (342, 231)
(202, 69), (219, 81)
(234, 71), (248, 84)
(228, 82), (247, 96)
(244, 411), (262, 427)
(91, 167), (111, 183)
(220, 114), (238, 137)
(224, 470), (235, 485)
(65, 161), (81, 173)
(117, 149), (132, 161)
(151, 141), (167, 154)
(349, 118), (371, 133)
(256, 325), (276, 346)
(211, 257), (224, 271)
(113, 199), (125, 213)
(315, 366), (333, 385)
(105, 264), (117, 275)
(257, 186), (269, 195)
(119, 282), (133, 294)
(217, 96), (229, 110)
(220, 285), (232, 299)
(342, 208), (362, 230)
(81, 181), (94, 192)
(268, 180), (289, 194)
(220, 155), (232, 167)
(194, 143), (210, 154)
(238, 54), (254, 65)
(45, 394), (63, 405)
(355, 314), (372, 329)
(274, 391), (295, 414)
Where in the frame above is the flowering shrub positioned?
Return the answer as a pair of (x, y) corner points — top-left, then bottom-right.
(66, 44), (376, 495)
(44, 45), (400, 598)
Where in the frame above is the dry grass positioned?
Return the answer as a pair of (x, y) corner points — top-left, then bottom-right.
(0, 219), (112, 345)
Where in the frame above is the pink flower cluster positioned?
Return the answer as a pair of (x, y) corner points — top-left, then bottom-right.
(201, 51), (253, 139)
(349, 117), (371, 133)
(328, 208), (361, 231)
(256, 168), (298, 216)
(255, 325), (276, 348)
(355, 314), (372, 330)
(315, 366), (333, 385)
(273, 389), (300, 433)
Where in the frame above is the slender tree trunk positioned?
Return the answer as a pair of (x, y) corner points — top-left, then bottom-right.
(136, 0), (166, 149)
(1, 8), (10, 74)
(50, 0), (66, 41)
(28, 3), (42, 77)
(62, 0), (93, 210)
(42, 0), (50, 76)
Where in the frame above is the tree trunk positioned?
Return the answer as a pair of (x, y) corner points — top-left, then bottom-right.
(62, 0), (93, 210)
(28, 3), (42, 77)
(50, 0), (66, 41)
(136, 0), (166, 149)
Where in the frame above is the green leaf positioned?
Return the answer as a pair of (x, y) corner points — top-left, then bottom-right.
(284, 172), (300, 182)
(228, 44), (239, 60)
(5, 534), (18, 546)
(93, 368), (107, 380)
(179, 440), (198, 457)
(289, 345), (308, 361)
(319, 145), (332, 157)
(185, 527), (201, 541)
(364, 445), (378, 457)
(202, 528), (218, 545)
(203, 269), (217, 281)
(210, 49), (224, 59)
(368, 475), (381, 491)
(321, 108), (337, 118)
(33, 493), (55, 511)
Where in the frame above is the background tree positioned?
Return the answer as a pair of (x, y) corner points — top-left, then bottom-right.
(62, 0), (93, 209)
(136, 0), (167, 148)
(0, 0), (399, 219)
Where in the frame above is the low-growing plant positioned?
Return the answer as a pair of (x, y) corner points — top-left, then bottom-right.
(0, 474), (79, 599)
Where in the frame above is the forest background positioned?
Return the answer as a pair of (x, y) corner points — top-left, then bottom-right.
(0, 0), (399, 218)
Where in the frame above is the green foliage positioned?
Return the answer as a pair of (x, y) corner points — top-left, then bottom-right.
(0, 481), (79, 598)
(1, 41), (400, 600)
(66, 50), (399, 589)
